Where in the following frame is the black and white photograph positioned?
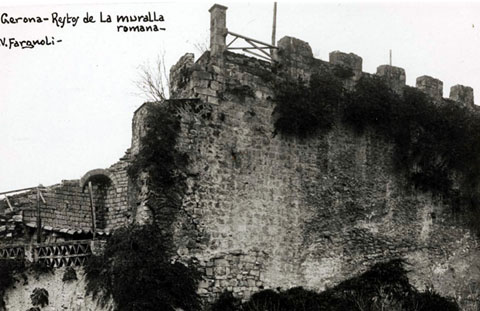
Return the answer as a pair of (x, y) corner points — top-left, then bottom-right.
(1, 1), (480, 310)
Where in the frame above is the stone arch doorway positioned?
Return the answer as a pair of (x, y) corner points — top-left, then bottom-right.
(80, 169), (116, 231)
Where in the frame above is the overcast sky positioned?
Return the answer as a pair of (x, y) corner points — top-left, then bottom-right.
(1, 0), (480, 192)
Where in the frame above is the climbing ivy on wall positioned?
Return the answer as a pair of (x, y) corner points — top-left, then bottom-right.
(273, 71), (345, 138)
(273, 71), (480, 232)
(127, 101), (190, 244)
(128, 102), (188, 194)
(346, 77), (480, 227)
(85, 101), (201, 310)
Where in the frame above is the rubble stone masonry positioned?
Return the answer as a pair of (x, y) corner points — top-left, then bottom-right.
(146, 32), (480, 303)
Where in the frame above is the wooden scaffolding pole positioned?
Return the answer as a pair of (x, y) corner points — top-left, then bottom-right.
(36, 187), (41, 243)
(88, 181), (96, 239)
(272, 2), (277, 47)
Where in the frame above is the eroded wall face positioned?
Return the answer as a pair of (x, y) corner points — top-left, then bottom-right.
(103, 159), (134, 230)
(163, 51), (480, 302)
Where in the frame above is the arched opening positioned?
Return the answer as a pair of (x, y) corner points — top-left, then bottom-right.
(80, 169), (116, 231)
(80, 169), (115, 190)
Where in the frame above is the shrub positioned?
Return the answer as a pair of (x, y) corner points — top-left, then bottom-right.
(209, 291), (242, 311)
(407, 288), (459, 311)
(210, 259), (459, 311)
(0, 258), (26, 293)
(84, 224), (202, 311)
(30, 288), (48, 307)
(243, 289), (284, 311)
(62, 266), (77, 282)
(30, 261), (54, 280)
(127, 102), (188, 192)
(0, 258), (26, 309)
(115, 102), (200, 310)
(332, 258), (413, 310)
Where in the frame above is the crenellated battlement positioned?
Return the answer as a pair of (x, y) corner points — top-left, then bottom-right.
(207, 3), (475, 107)
(450, 84), (475, 108)
(329, 51), (363, 81)
(416, 75), (443, 100)
(275, 36), (475, 106)
(376, 65), (406, 94)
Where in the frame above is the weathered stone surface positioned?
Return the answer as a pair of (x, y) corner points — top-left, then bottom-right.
(169, 53), (195, 97)
(416, 75), (443, 100)
(276, 36), (315, 79)
(329, 50), (363, 80)
(450, 84), (474, 108)
(277, 36), (313, 59)
(209, 4), (228, 57)
(163, 46), (480, 304)
(376, 64), (406, 94)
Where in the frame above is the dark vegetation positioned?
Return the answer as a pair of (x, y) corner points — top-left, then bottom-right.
(84, 224), (201, 311)
(62, 266), (77, 282)
(344, 77), (480, 201)
(127, 102), (188, 201)
(210, 259), (459, 311)
(273, 71), (345, 138)
(30, 261), (54, 280)
(85, 102), (201, 311)
(30, 288), (49, 307)
(274, 70), (480, 233)
(127, 101), (190, 245)
(332, 64), (355, 80)
(0, 258), (26, 310)
(0, 258), (55, 310)
(225, 85), (256, 102)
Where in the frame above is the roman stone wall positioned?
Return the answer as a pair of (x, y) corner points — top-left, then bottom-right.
(102, 159), (134, 229)
(152, 37), (480, 304)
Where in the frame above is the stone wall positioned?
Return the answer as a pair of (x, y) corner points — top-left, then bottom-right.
(0, 157), (133, 245)
(103, 159), (134, 230)
(141, 35), (480, 304)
